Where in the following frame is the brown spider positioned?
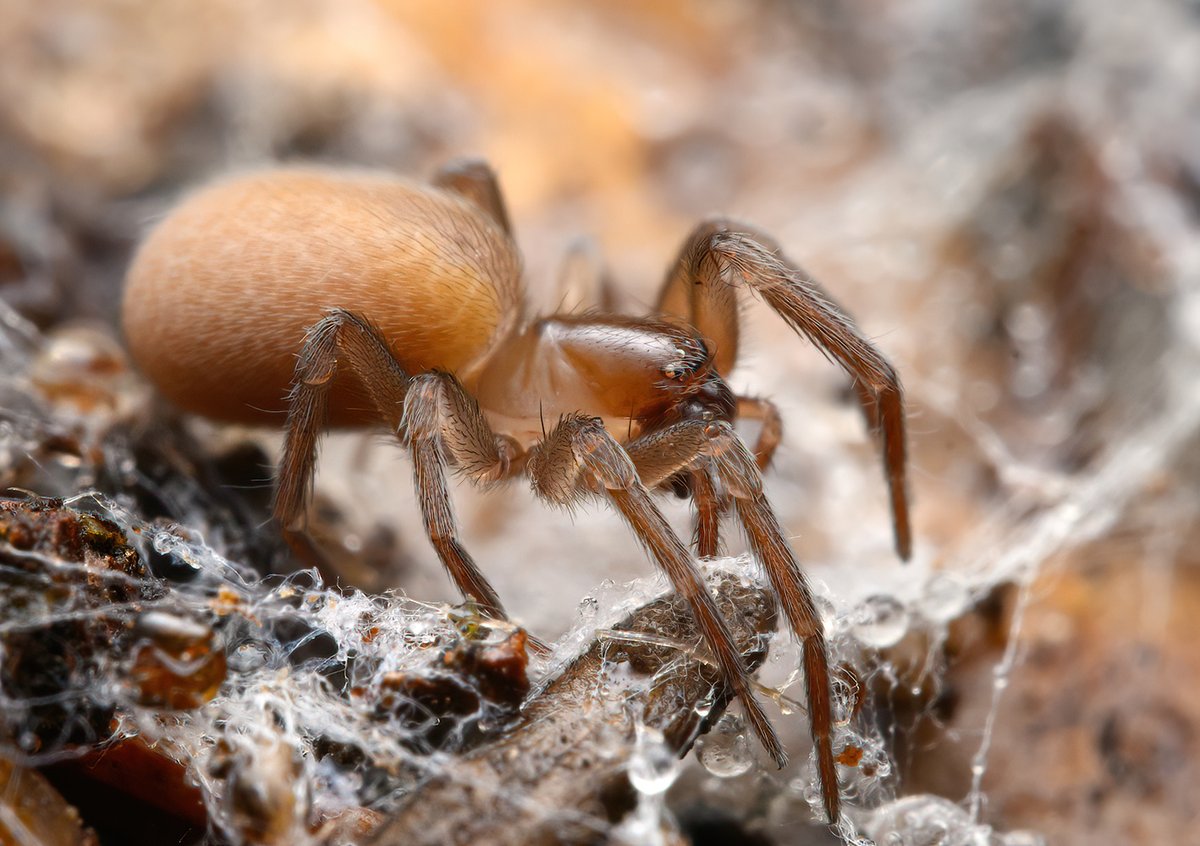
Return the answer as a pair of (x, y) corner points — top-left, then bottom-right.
(122, 160), (911, 822)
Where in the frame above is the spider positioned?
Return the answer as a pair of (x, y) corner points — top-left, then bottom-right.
(122, 159), (911, 822)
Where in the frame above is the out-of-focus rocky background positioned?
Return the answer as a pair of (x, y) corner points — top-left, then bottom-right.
(2, 1), (1198, 845)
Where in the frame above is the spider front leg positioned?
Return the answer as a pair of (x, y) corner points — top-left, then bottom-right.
(657, 218), (912, 560)
(623, 420), (840, 823)
(525, 414), (787, 770)
(273, 309), (518, 619)
(664, 397), (780, 560)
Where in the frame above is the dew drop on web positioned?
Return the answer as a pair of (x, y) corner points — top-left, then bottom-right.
(851, 594), (909, 648)
(628, 725), (679, 796)
(698, 713), (753, 778)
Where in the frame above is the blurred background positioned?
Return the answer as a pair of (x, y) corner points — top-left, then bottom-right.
(2, 1), (1198, 844)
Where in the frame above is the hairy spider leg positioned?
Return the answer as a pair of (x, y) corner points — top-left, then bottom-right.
(656, 218), (912, 561)
(623, 419), (840, 823)
(526, 414), (787, 770)
(554, 236), (619, 315)
(272, 309), (519, 621)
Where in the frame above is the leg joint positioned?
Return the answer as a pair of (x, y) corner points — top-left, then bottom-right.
(401, 374), (446, 440)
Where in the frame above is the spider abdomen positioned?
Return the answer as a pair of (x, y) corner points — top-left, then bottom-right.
(123, 168), (523, 425)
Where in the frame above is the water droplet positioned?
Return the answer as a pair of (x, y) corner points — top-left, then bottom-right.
(152, 531), (200, 570)
(698, 714), (753, 778)
(851, 595), (908, 648)
(229, 641), (270, 673)
(628, 725), (678, 795)
(921, 572), (969, 623)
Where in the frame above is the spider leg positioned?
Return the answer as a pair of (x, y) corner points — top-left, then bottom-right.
(526, 414), (787, 770)
(623, 419), (840, 823)
(656, 219), (741, 375)
(431, 158), (514, 236)
(273, 309), (519, 620)
(690, 467), (723, 558)
(736, 395), (783, 473)
(628, 396), (777, 561)
(402, 371), (523, 620)
(712, 428), (839, 824)
(555, 236), (618, 314)
(622, 395), (779, 557)
(606, 424), (725, 556)
(657, 218), (911, 561)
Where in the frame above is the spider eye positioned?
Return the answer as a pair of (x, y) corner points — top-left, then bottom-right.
(662, 342), (706, 381)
